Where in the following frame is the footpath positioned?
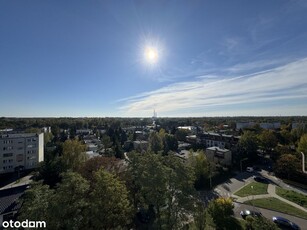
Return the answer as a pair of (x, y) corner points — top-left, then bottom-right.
(232, 183), (307, 213)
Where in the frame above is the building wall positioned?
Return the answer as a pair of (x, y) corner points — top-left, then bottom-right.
(206, 147), (232, 166)
(0, 133), (44, 174)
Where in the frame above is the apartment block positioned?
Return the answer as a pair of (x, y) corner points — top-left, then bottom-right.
(0, 133), (44, 174)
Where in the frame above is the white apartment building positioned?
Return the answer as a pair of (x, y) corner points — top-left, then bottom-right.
(0, 133), (44, 174)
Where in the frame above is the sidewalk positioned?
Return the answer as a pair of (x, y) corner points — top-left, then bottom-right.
(233, 184), (307, 213)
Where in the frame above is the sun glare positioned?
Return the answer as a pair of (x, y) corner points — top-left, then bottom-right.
(144, 47), (158, 64)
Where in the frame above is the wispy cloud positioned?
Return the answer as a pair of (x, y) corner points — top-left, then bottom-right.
(226, 58), (292, 73)
(119, 58), (307, 116)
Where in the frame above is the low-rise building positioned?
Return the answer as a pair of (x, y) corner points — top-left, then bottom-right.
(206, 147), (232, 166)
(133, 141), (148, 152)
(199, 132), (239, 150)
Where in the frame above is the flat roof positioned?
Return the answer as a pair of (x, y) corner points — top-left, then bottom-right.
(0, 133), (39, 139)
(206, 146), (230, 153)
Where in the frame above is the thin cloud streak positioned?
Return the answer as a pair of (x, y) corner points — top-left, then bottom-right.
(119, 58), (307, 116)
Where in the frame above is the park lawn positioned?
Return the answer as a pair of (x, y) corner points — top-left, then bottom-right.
(244, 197), (307, 220)
(234, 182), (268, 197)
(276, 187), (307, 209)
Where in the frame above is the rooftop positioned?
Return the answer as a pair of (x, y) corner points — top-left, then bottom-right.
(0, 185), (28, 215)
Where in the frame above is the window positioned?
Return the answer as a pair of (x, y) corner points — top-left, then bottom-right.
(3, 140), (13, 144)
(27, 150), (36, 154)
(3, 153), (13, 157)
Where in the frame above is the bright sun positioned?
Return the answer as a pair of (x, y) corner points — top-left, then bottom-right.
(144, 47), (158, 64)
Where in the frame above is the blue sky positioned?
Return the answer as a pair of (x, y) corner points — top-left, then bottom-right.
(1, 0), (307, 117)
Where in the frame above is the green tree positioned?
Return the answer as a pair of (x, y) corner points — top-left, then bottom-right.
(163, 134), (178, 154)
(44, 132), (54, 146)
(37, 156), (66, 187)
(175, 129), (189, 141)
(89, 168), (133, 229)
(148, 132), (164, 154)
(189, 150), (209, 189)
(50, 172), (90, 230)
(78, 156), (121, 183)
(128, 152), (196, 229)
(298, 134), (307, 154)
(18, 182), (55, 226)
(207, 197), (234, 229)
(102, 134), (113, 155)
(275, 154), (300, 179)
(258, 130), (278, 154)
(61, 139), (87, 171)
(239, 131), (258, 160)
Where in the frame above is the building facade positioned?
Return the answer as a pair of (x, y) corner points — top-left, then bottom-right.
(206, 146), (232, 166)
(0, 133), (44, 174)
(199, 132), (239, 150)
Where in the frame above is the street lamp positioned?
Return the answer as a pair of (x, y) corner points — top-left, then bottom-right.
(301, 152), (306, 174)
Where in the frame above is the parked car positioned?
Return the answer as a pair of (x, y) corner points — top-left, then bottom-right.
(253, 176), (268, 183)
(240, 210), (262, 219)
(246, 167), (254, 172)
(272, 216), (300, 230)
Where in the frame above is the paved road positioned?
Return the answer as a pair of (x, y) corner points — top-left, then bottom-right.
(201, 169), (307, 228)
(234, 202), (307, 229)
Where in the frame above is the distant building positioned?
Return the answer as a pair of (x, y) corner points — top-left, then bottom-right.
(260, 122), (281, 130)
(206, 147), (232, 166)
(76, 129), (92, 135)
(41, 126), (51, 133)
(236, 122), (255, 130)
(133, 141), (148, 152)
(178, 126), (197, 134)
(292, 122), (306, 130)
(0, 133), (44, 174)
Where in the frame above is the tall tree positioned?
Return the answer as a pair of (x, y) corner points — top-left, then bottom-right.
(163, 134), (178, 154)
(188, 150), (209, 189)
(258, 130), (278, 154)
(239, 131), (258, 159)
(18, 182), (54, 224)
(101, 134), (112, 155)
(49, 172), (90, 230)
(61, 139), (87, 171)
(148, 132), (164, 154)
(89, 168), (133, 229)
(207, 197), (234, 229)
(298, 134), (307, 154)
(128, 152), (196, 229)
(78, 156), (121, 183)
(275, 154), (300, 179)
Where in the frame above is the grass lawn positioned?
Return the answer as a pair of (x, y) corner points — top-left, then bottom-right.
(244, 197), (307, 220)
(276, 187), (307, 209)
(234, 182), (268, 197)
